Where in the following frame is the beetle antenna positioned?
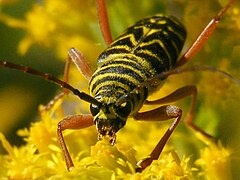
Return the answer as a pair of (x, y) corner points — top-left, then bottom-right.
(0, 60), (101, 106)
(164, 66), (240, 84)
(117, 65), (240, 105)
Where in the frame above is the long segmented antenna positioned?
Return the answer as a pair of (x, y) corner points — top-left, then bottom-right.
(117, 66), (240, 105)
(0, 60), (101, 107)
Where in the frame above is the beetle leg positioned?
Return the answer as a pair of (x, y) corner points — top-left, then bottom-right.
(42, 48), (93, 111)
(38, 0), (114, 111)
(145, 85), (196, 105)
(57, 114), (94, 171)
(134, 105), (182, 172)
(134, 85), (217, 171)
(176, 0), (235, 67)
(96, 0), (113, 45)
(145, 85), (214, 139)
(67, 48), (93, 81)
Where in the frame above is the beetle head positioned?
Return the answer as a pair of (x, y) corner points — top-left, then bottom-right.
(90, 96), (132, 144)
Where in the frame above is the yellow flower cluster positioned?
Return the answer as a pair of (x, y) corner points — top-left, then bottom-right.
(0, 103), (233, 179)
(0, 0), (101, 61)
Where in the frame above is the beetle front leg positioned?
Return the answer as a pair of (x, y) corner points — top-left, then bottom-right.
(134, 105), (182, 172)
(57, 114), (94, 171)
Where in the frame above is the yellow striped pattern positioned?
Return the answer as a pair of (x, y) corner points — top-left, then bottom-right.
(89, 14), (186, 137)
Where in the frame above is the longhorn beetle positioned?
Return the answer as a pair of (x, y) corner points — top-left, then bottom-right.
(0, 0), (237, 172)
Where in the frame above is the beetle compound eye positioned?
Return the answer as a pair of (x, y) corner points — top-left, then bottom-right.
(116, 101), (132, 118)
(90, 104), (100, 116)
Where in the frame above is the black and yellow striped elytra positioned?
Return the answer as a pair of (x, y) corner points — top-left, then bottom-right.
(89, 15), (186, 139)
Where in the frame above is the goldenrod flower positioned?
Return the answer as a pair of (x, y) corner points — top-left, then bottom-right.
(196, 141), (232, 180)
(0, 100), (192, 179)
(0, 0), (101, 60)
(0, 99), (233, 179)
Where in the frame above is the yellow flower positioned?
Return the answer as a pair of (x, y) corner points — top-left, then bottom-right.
(0, 0), (101, 59)
(0, 115), (195, 179)
(196, 141), (232, 180)
(0, 99), (233, 179)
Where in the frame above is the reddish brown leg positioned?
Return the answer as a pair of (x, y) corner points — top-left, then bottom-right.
(68, 48), (93, 81)
(134, 85), (216, 171)
(43, 48), (93, 110)
(147, 86), (214, 139)
(96, 0), (113, 45)
(176, 0), (235, 67)
(145, 85), (197, 105)
(57, 114), (94, 171)
(134, 105), (182, 172)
